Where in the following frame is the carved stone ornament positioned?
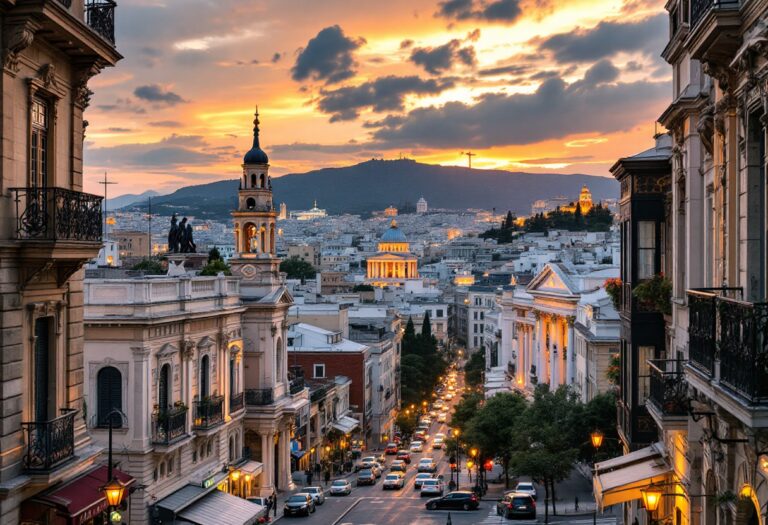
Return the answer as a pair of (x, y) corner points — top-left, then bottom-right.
(697, 103), (715, 155)
(183, 339), (196, 360)
(271, 324), (278, 337)
(73, 63), (101, 109)
(702, 61), (731, 93)
(38, 64), (57, 89)
(3, 19), (39, 75)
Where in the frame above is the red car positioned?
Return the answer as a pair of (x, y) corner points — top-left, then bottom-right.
(396, 451), (412, 464)
(385, 443), (399, 455)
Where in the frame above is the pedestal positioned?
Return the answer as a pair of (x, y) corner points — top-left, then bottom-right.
(166, 253), (209, 273)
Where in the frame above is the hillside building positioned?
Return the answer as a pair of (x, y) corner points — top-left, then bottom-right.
(416, 197), (428, 214)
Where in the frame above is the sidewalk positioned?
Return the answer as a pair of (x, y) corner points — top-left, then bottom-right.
(267, 469), (358, 523)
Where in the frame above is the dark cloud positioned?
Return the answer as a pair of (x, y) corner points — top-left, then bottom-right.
(538, 14), (667, 63)
(291, 25), (365, 84)
(436, 0), (523, 23)
(148, 120), (183, 128)
(582, 59), (620, 86)
(478, 64), (530, 77)
(625, 60), (644, 72)
(96, 98), (147, 114)
(317, 75), (455, 122)
(368, 74), (668, 149)
(85, 134), (223, 168)
(400, 39), (414, 49)
(106, 127), (133, 133)
(133, 84), (187, 105)
(272, 52), (282, 63)
(410, 39), (476, 75)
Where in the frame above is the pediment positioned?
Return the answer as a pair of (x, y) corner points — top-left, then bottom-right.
(526, 264), (578, 296)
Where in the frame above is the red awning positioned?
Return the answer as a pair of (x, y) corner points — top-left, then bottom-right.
(34, 465), (134, 524)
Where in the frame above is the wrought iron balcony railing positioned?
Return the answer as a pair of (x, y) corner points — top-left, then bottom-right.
(310, 383), (332, 403)
(690, 0), (740, 30)
(21, 409), (77, 471)
(193, 396), (224, 430)
(289, 377), (305, 395)
(245, 388), (274, 406)
(152, 405), (188, 446)
(85, 0), (116, 45)
(718, 297), (768, 403)
(230, 391), (245, 414)
(688, 290), (717, 375)
(647, 360), (688, 416)
(11, 187), (102, 242)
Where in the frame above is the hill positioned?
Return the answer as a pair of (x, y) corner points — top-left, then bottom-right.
(108, 190), (162, 210)
(126, 159), (619, 220)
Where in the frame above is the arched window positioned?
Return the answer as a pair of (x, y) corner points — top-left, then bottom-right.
(260, 225), (266, 253)
(250, 173), (257, 187)
(97, 366), (122, 428)
(159, 363), (171, 410)
(260, 173), (266, 188)
(244, 223), (257, 253)
(269, 224), (275, 255)
(229, 436), (235, 462)
(200, 355), (210, 398)
(246, 197), (256, 210)
(276, 337), (283, 383)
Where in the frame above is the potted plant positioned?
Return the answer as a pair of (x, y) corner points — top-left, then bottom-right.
(632, 274), (672, 314)
(604, 278), (622, 310)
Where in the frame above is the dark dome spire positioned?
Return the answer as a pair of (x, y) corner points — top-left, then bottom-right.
(243, 105), (269, 165)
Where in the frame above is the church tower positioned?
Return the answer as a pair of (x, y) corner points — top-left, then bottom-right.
(230, 108), (281, 298)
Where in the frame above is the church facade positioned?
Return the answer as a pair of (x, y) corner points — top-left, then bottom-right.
(366, 220), (419, 287)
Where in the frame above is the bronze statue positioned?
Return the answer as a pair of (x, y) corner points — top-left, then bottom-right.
(167, 213), (180, 253)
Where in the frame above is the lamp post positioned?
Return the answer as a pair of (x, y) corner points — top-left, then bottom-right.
(102, 409), (126, 523)
(453, 429), (460, 490)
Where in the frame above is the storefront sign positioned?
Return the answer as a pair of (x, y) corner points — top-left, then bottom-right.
(202, 475), (216, 489)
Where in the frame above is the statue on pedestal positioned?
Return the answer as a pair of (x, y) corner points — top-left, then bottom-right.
(167, 213), (180, 253)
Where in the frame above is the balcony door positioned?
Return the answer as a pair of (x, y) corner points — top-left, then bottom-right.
(159, 364), (170, 410)
(200, 355), (210, 398)
(34, 317), (53, 422)
(30, 98), (49, 189)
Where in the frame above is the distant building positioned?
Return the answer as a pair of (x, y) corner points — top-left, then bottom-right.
(279, 202), (288, 220)
(288, 244), (320, 266)
(113, 229), (150, 259)
(559, 185), (594, 215)
(384, 205), (398, 217)
(289, 200), (327, 220)
(416, 197), (428, 214)
(366, 220), (419, 287)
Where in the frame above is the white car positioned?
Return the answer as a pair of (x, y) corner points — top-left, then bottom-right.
(301, 486), (325, 505)
(420, 478), (444, 497)
(330, 479), (352, 496)
(383, 473), (405, 490)
(417, 458), (437, 473)
(432, 437), (445, 449)
(434, 433), (446, 440)
(410, 441), (424, 452)
(437, 412), (447, 423)
(445, 393), (454, 401)
(515, 481), (538, 500)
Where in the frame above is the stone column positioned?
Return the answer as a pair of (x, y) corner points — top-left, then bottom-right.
(536, 315), (546, 384)
(279, 427), (293, 490)
(548, 317), (557, 388)
(260, 432), (272, 492)
(131, 346), (151, 449)
(566, 316), (575, 388)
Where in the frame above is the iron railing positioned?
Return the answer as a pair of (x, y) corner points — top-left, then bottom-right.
(152, 406), (188, 445)
(687, 290), (717, 375)
(11, 187), (102, 242)
(245, 388), (274, 406)
(193, 396), (224, 430)
(230, 391), (245, 413)
(718, 298), (768, 403)
(21, 409), (76, 471)
(85, 0), (116, 45)
(691, 0), (740, 29)
(647, 360), (688, 416)
(310, 383), (332, 403)
(289, 377), (305, 395)
(56, 0), (73, 7)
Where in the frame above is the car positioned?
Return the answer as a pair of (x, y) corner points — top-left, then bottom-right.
(514, 481), (538, 500)
(385, 443), (399, 455)
(434, 400), (444, 409)
(283, 493), (315, 516)
(355, 456), (376, 471)
(420, 479), (445, 497)
(371, 462), (383, 478)
(390, 460), (407, 472)
(330, 479), (352, 496)
(445, 393), (454, 401)
(420, 416), (432, 425)
(301, 486), (325, 505)
(396, 450), (412, 464)
(413, 431), (427, 442)
(497, 492), (537, 519)
(357, 469), (376, 486)
(246, 496), (269, 508)
(383, 473), (406, 490)
(434, 433), (446, 440)
(374, 452), (387, 464)
(437, 412), (447, 423)
(414, 473), (433, 489)
(432, 438), (445, 449)
(410, 441), (424, 452)
(425, 491), (480, 511)
(417, 458), (437, 473)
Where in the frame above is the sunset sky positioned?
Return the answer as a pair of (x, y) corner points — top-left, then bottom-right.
(84, 0), (671, 197)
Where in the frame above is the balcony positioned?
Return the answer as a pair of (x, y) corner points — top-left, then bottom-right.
(85, 0), (116, 45)
(11, 187), (102, 243)
(687, 0), (741, 64)
(152, 406), (188, 446)
(691, 0), (740, 29)
(21, 409), (76, 472)
(193, 396), (224, 432)
(688, 290), (717, 375)
(230, 391), (245, 414)
(647, 360), (688, 429)
(245, 388), (274, 406)
(289, 377), (306, 396)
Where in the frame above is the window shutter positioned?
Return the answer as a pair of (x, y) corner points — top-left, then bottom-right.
(97, 367), (122, 428)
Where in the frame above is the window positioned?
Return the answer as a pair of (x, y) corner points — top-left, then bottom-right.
(313, 364), (326, 378)
(637, 221), (656, 280)
(159, 363), (171, 410)
(167, 457), (174, 474)
(33, 317), (53, 422)
(30, 98), (49, 188)
(480, 312), (484, 320)
(97, 366), (123, 428)
(436, 309), (443, 318)
(200, 355), (210, 398)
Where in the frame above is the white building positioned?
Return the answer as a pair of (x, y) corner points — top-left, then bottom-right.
(416, 197), (428, 214)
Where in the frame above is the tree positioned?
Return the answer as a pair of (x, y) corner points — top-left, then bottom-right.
(421, 311), (432, 339)
(403, 317), (417, 351)
(280, 256), (316, 281)
(449, 392), (483, 432)
(200, 258), (231, 276)
(208, 246), (222, 262)
(464, 351), (486, 388)
(132, 258), (164, 275)
(395, 410), (418, 441)
(352, 284), (374, 292)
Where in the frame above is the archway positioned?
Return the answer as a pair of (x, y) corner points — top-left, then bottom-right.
(250, 173), (257, 188)
(243, 222), (257, 253)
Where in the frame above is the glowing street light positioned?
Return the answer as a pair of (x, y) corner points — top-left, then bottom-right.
(641, 483), (662, 513)
(590, 430), (605, 450)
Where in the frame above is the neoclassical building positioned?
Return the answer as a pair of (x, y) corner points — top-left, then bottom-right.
(366, 220), (419, 287)
(230, 110), (309, 495)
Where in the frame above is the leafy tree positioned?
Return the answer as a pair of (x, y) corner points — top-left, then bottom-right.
(208, 246), (222, 262)
(464, 350), (486, 388)
(352, 284), (374, 292)
(400, 354), (426, 405)
(449, 392), (483, 432)
(421, 311), (432, 339)
(200, 258), (231, 276)
(395, 410), (418, 441)
(280, 256), (316, 281)
(132, 258), (164, 275)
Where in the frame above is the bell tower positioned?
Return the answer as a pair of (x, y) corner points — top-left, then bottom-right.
(230, 107), (280, 298)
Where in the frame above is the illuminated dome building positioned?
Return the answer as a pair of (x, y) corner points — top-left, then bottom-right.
(366, 219), (419, 287)
(561, 184), (594, 215)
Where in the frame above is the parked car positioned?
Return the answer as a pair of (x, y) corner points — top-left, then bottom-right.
(413, 431), (427, 441)
(417, 458), (437, 473)
(396, 450), (412, 464)
(420, 479), (445, 497)
(409, 441), (424, 453)
(383, 473), (406, 490)
(514, 481), (538, 500)
(425, 491), (480, 511)
(247, 496), (269, 507)
(497, 493), (536, 519)
(385, 443), (399, 454)
(357, 469), (376, 486)
(330, 479), (352, 496)
(390, 460), (407, 472)
(414, 473), (432, 489)
(301, 486), (325, 505)
(284, 493), (315, 516)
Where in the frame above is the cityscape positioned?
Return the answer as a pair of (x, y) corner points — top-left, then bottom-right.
(0, 1), (765, 525)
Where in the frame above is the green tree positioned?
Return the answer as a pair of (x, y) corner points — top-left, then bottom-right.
(280, 256), (317, 281)
(421, 311), (432, 339)
(464, 350), (486, 388)
(352, 284), (374, 292)
(200, 258), (231, 276)
(208, 246), (222, 262)
(449, 392), (483, 432)
(400, 354), (426, 405)
(403, 317), (417, 351)
(132, 258), (164, 275)
(395, 410), (418, 441)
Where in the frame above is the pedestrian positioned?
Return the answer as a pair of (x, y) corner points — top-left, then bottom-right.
(265, 495), (272, 515)
(306, 469), (313, 485)
(314, 462), (321, 474)
(575, 496), (579, 511)
(271, 490), (277, 517)
(324, 469), (331, 486)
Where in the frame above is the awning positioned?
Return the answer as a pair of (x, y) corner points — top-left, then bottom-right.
(291, 450), (307, 460)
(156, 471), (229, 514)
(593, 443), (672, 510)
(32, 465), (135, 525)
(238, 460), (263, 477)
(332, 415), (360, 434)
(177, 489), (264, 525)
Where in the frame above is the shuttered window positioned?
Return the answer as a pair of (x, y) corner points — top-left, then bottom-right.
(159, 364), (170, 410)
(200, 355), (210, 398)
(97, 366), (122, 428)
(34, 317), (51, 422)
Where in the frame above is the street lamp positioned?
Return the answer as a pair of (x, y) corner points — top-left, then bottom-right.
(452, 429), (461, 490)
(101, 409), (127, 522)
(641, 483), (663, 515)
(590, 430), (604, 450)
(104, 478), (125, 507)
